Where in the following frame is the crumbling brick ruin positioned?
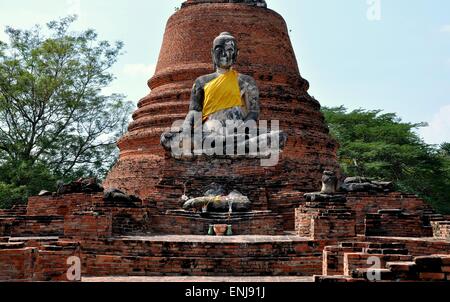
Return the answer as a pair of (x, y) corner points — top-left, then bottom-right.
(1, 0), (449, 282)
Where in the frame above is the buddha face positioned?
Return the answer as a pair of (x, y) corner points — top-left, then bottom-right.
(212, 36), (238, 70)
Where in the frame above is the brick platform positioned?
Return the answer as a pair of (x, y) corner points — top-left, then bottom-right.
(80, 235), (327, 277)
(0, 239), (80, 282)
(295, 195), (356, 240)
(83, 276), (314, 282)
(365, 209), (432, 238)
(150, 210), (285, 235)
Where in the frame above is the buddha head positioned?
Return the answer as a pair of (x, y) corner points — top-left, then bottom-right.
(212, 32), (239, 70)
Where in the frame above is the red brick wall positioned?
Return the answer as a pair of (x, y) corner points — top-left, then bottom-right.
(0, 218), (14, 236)
(64, 212), (112, 239)
(312, 216), (356, 240)
(323, 244), (366, 276)
(295, 198), (356, 240)
(365, 211), (432, 238)
(346, 193), (433, 234)
(107, 207), (152, 235)
(322, 241), (410, 276)
(412, 256), (450, 281)
(367, 237), (450, 257)
(80, 237), (328, 277)
(27, 194), (104, 216)
(0, 241), (80, 282)
(33, 243), (82, 282)
(150, 211), (284, 235)
(0, 247), (37, 281)
(0, 216), (64, 237)
(318, 254), (450, 282)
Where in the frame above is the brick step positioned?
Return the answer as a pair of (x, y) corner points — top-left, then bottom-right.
(0, 205), (28, 216)
(314, 275), (367, 283)
(83, 276), (315, 282)
(80, 235), (325, 277)
(364, 248), (409, 255)
(386, 261), (418, 279)
(363, 242), (409, 255)
(84, 255), (323, 277)
(0, 242), (26, 249)
(81, 236), (322, 258)
(343, 253), (413, 276)
(423, 215), (446, 226)
(352, 268), (395, 281)
(367, 243), (407, 249)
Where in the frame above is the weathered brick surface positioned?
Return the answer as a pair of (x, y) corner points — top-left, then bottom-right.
(364, 236), (450, 257)
(318, 255), (450, 282)
(365, 210), (432, 238)
(64, 212), (112, 239)
(432, 221), (450, 240)
(0, 246), (36, 281)
(323, 243), (368, 276)
(33, 242), (81, 282)
(80, 236), (327, 277)
(27, 194), (104, 216)
(0, 240), (80, 282)
(346, 192), (438, 234)
(0, 205), (27, 216)
(322, 241), (410, 276)
(295, 197), (356, 240)
(150, 210), (284, 235)
(107, 207), (153, 235)
(0, 216), (64, 237)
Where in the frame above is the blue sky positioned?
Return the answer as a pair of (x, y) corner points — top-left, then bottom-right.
(1, 0), (449, 145)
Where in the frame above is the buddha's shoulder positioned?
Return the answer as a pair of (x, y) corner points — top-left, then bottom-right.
(237, 73), (257, 86)
(194, 73), (219, 87)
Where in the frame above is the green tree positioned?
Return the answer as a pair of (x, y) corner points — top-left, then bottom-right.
(0, 16), (132, 208)
(322, 106), (450, 214)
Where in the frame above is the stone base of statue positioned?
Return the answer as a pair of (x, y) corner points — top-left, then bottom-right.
(150, 209), (285, 235)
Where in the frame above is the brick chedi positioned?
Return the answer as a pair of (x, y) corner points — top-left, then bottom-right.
(104, 0), (339, 229)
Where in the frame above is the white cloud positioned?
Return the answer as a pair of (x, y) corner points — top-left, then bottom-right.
(441, 25), (450, 33)
(122, 63), (156, 78)
(419, 105), (450, 145)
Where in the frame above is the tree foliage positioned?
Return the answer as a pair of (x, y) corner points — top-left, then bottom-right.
(0, 16), (133, 208)
(323, 106), (450, 214)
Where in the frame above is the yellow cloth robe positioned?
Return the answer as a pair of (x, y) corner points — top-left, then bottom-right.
(202, 69), (243, 121)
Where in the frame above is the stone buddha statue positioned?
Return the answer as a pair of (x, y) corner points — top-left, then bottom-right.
(161, 32), (287, 163)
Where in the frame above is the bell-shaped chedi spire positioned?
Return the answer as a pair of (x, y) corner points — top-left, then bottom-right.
(183, 0), (267, 8)
(105, 1), (339, 228)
